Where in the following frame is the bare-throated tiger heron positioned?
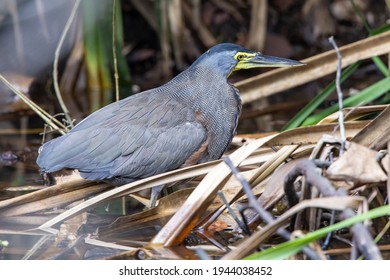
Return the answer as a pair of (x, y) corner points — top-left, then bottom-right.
(37, 43), (303, 204)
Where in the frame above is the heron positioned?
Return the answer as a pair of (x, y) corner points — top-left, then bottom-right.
(37, 43), (303, 206)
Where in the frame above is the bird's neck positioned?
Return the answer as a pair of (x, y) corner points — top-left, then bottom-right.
(165, 65), (232, 104)
(161, 65), (241, 160)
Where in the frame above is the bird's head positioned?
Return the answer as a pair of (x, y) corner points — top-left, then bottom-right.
(192, 43), (304, 78)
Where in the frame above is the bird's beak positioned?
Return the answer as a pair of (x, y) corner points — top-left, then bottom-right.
(235, 53), (304, 70)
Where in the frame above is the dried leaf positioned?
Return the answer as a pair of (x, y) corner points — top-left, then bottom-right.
(35, 213), (87, 260)
(150, 135), (276, 246)
(98, 189), (194, 240)
(327, 142), (388, 185)
(1, 184), (111, 217)
(223, 196), (367, 260)
(318, 105), (387, 124)
(38, 161), (220, 232)
(352, 105), (390, 150)
(265, 121), (368, 146)
(260, 158), (308, 209)
(0, 178), (96, 209)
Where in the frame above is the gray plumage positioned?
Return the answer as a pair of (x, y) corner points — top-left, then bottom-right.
(37, 44), (242, 182)
(37, 43), (302, 183)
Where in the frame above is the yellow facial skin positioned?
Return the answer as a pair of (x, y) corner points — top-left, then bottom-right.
(233, 52), (257, 70)
(233, 51), (304, 72)
(228, 50), (303, 77)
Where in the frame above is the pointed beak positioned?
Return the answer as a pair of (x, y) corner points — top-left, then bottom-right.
(252, 53), (304, 67)
(235, 53), (304, 70)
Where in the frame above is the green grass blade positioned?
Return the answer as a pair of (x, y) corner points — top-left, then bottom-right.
(113, 0), (132, 99)
(82, 0), (101, 112)
(284, 23), (390, 130)
(82, 0), (132, 111)
(281, 62), (360, 131)
(302, 76), (390, 126)
(372, 56), (390, 77)
(368, 23), (390, 77)
(244, 205), (390, 260)
(369, 23), (390, 36)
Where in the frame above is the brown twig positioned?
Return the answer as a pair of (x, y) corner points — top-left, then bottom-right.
(223, 157), (321, 260)
(284, 159), (382, 260)
(53, 0), (80, 128)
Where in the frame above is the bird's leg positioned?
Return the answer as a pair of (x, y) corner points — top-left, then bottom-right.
(150, 185), (165, 208)
(40, 170), (56, 186)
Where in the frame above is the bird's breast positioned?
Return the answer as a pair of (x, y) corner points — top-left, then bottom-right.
(192, 85), (241, 162)
(166, 68), (241, 162)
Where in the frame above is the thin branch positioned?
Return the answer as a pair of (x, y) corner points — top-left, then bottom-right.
(53, 0), (81, 128)
(223, 157), (321, 260)
(284, 159), (382, 260)
(328, 36), (346, 153)
(0, 74), (66, 134)
(217, 191), (250, 235)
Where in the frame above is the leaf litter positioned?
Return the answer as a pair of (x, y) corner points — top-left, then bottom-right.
(1, 33), (390, 260)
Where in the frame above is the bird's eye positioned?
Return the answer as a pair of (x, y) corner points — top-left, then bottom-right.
(237, 54), (245, 60)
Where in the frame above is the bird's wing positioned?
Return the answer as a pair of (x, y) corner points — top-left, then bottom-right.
(37, 91), (207, 180)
